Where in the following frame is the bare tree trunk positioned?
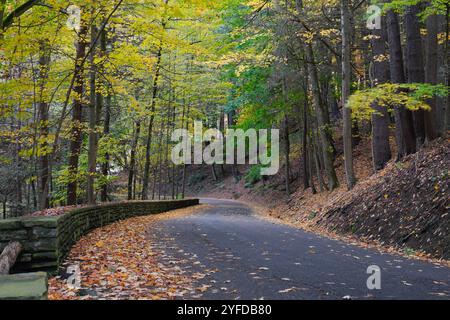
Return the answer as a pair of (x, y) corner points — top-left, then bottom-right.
(405, 4), (426, 146)
(37, 41), (50, 210)
(370, 15), (392, 171)
(2, 197), (6, 219)
(101, 93), (111, 202)
(341, 0), (356, 190)
(171, 91), (177, 199)
(87, 24), (98, 205)
(424, 12), (439, 141)
(165, 93), (174, 199)
(445, 4), (450, 134)
(387, 10), (416, 158)
(67, 18), (88, 206)
(97, 28), (109, 203)
(157, 119), (165, 200)
(301, 61), (310, 190)
(13, 119), (23, 217)
(307, 134), (317, 194)
(306, 44), (339, 190)
(228, 109), (240, 181)
(142, 43), (163, 200)
(31, 180), (37, 211)
(181, 103), (191, 200)
(128, 120), (141, 200)
(283, 114), (291, 195)
(312, 129), (325, 192)
(302, 102), (309, 190)
(0, 0), (6, 35)
(219, 111), (225, 176)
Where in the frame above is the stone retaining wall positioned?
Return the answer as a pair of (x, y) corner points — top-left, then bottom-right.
(0, 199), (199, 272)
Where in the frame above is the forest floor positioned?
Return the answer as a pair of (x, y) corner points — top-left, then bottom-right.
(186, 136), (450, 264)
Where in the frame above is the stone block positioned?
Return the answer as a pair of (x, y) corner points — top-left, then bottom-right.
(0, 272), (48, 300)
(0, 219), (23, 230)
(22, 217), (58, 228)
(0, 229), (28, 241)
(31, 227), (57, 239)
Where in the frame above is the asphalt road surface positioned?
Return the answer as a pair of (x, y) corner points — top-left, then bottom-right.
(151, 199), (450, 300)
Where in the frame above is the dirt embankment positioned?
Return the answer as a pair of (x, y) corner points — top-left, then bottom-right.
(306, 140), (449, 259)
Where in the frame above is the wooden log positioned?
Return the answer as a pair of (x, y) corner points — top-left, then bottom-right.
(0, 242), (22, 275)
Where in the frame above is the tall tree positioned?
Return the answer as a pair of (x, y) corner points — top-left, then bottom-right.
(142, 42), (163, 200)
(341, 0), (356, 189)
(128, 118), (141, 201)
(404, 4), (426, 146)
(99, 28), (109, 202)
(87, 23), (98, 205)
(67, 14), (88, 206)
(386, 10), (416, 158)
(37, 41), (51, 210)
(306, 44), (339, 190)
(424, 12), (439, 141)
(370, 16), (392, 171)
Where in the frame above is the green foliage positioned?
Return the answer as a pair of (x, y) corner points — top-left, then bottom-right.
(383, 0), (448, 18)
(403, 247), (417, 256)
(347, 83), (449, 120)
(244, 165), (262, 187)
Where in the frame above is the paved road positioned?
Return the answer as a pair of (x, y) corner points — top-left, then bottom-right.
(152, 199), (450, 300)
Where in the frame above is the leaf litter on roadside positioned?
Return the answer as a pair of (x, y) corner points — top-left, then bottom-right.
(48, 205), (213, 300)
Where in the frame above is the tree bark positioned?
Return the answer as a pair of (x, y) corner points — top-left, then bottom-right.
(0, 0), (6, 34)
(1, 0), (38, 31)
(312, 128), (325, 192)
(300, 58), (310, 189)
(405, 4), (426, 146)
(306, 44), (339, 191)
(67, 17), (88, 206)
(283, 114), (291, 195)
(386, 10), (416, 158)
(307, 133), (317, 194)
(142, 43), (163, 200)
(2, 197), (6, 219)
(181, 102), (191, 199)
(424, 12), (439, 141)
(445, 4), (450, 134)
(370, 15), (392, 171)
(37, 41), (51, 210)
(302, 101), (309, 190)
(341, 0), (356, 190)
(228, 109), (240, 181)
(87, 24), (98, 205)
(101, 93), (111, 202)
(155, 120), (164, 200)
(128, 120), (141, 200)
(96, 27), (107, 202)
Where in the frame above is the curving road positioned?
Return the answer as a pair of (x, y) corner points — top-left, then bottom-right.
(151, 199), (450, 300)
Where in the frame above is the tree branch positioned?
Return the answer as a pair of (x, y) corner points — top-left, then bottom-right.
(2, 0), (40, 30)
